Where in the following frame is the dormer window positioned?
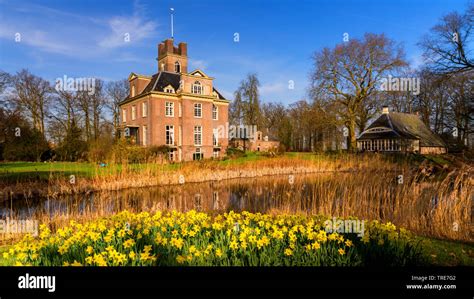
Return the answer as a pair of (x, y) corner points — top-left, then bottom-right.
(174, 61), (181, 73)
(164, 85), (175, 93)
(192, 81), (202, 94)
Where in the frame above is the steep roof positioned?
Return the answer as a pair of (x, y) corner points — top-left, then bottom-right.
(358, 112), (446, 147)
(120, 71), (228, 105)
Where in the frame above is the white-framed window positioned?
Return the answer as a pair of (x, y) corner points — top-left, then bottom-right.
(165, 102), (174, 117)
(213, 150), (219, 158)
(164, 85), (175, 93)
(192, 81), (202, 94)
(212, 104), (218, 120)
(131, 106), (136, 120)
(142, 102), (147, 117)
(122, 109), (127, 123)
(213, 129), (218, 146)
(193, 147), (203, 160)
(168, 151), (174, 161)
(142, 126), (147, 145)
(166, 125), (174, 145)
(194, 126), (202, 146)
(174, 61), (181, 73)
(194, 103), (202, 118)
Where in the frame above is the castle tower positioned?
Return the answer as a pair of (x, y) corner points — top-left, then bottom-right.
(157, 39), (188, 73)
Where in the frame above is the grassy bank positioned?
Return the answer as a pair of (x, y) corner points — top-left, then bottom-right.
(0, 152), (407, 198)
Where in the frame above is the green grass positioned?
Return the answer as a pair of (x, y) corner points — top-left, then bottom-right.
(418, 237), (474, 266)
(0, 152), (452, 184)
(0, 246), (15, 266)
(0, 152), (315, 181)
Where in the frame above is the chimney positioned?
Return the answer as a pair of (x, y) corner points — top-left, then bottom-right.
(382, 106), (389, 114)
(178, 42), (187, 56)
(165, 39), (174, 54)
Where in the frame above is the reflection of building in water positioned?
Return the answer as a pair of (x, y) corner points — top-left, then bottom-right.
(194, 194), (202, 211)
(212, 191), (219, 210)
(166, 195), (175, 209)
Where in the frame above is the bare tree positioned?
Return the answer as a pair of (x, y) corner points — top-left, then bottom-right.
(91, 79), (106, 140)
(47, 90), (78, 144)
(10, 69), (51, 137)
(419, 3), (473, 73)
(310, 33), (406, 149)
(234, 73), (262, 128)
(106, 79), (129, 138)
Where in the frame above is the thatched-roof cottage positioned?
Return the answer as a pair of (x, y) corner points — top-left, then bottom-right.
(357, 107), (447, 154)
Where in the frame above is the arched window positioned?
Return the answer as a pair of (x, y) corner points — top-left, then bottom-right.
(174, 61), (181, 73)
(192, 81), (202, 94)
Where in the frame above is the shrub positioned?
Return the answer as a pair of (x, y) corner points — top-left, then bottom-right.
(226, 147), (246, 159)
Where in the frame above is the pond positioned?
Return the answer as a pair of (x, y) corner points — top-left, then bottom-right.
(0, 170), (469, 242)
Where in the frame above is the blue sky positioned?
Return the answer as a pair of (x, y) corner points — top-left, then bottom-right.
(0, 0), (471, 105)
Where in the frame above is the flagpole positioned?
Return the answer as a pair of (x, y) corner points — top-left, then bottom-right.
(170, 8), (174, 39)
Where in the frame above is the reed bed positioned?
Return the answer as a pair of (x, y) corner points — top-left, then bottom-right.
(47, 153), (402, 196)
(0, 159), (471, 244)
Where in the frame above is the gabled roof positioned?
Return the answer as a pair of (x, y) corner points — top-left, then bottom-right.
(358, 112), (446, 147)
(189, 69), (209, 78)
(128, 72), (151, 81)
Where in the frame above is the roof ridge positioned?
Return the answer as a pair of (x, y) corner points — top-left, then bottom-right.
(386, 114), (401, 137)
(151, 72), (163, 91)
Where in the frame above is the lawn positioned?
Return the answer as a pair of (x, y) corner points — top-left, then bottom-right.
(0, 152), (319, 181)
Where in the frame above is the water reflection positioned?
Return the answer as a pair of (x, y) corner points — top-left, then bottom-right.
(0, 172), (439, 221)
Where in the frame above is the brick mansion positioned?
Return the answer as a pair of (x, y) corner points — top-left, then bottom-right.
(119, 39), (230, 161)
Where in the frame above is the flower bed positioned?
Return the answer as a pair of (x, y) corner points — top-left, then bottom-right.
(5, 210), (425, 266)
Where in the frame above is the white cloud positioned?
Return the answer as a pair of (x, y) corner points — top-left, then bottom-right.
(98, 15), (158, 49)
(189, 59), (208, 70)
(0, 2), (159, 58)
(409, 53), (426, 70)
